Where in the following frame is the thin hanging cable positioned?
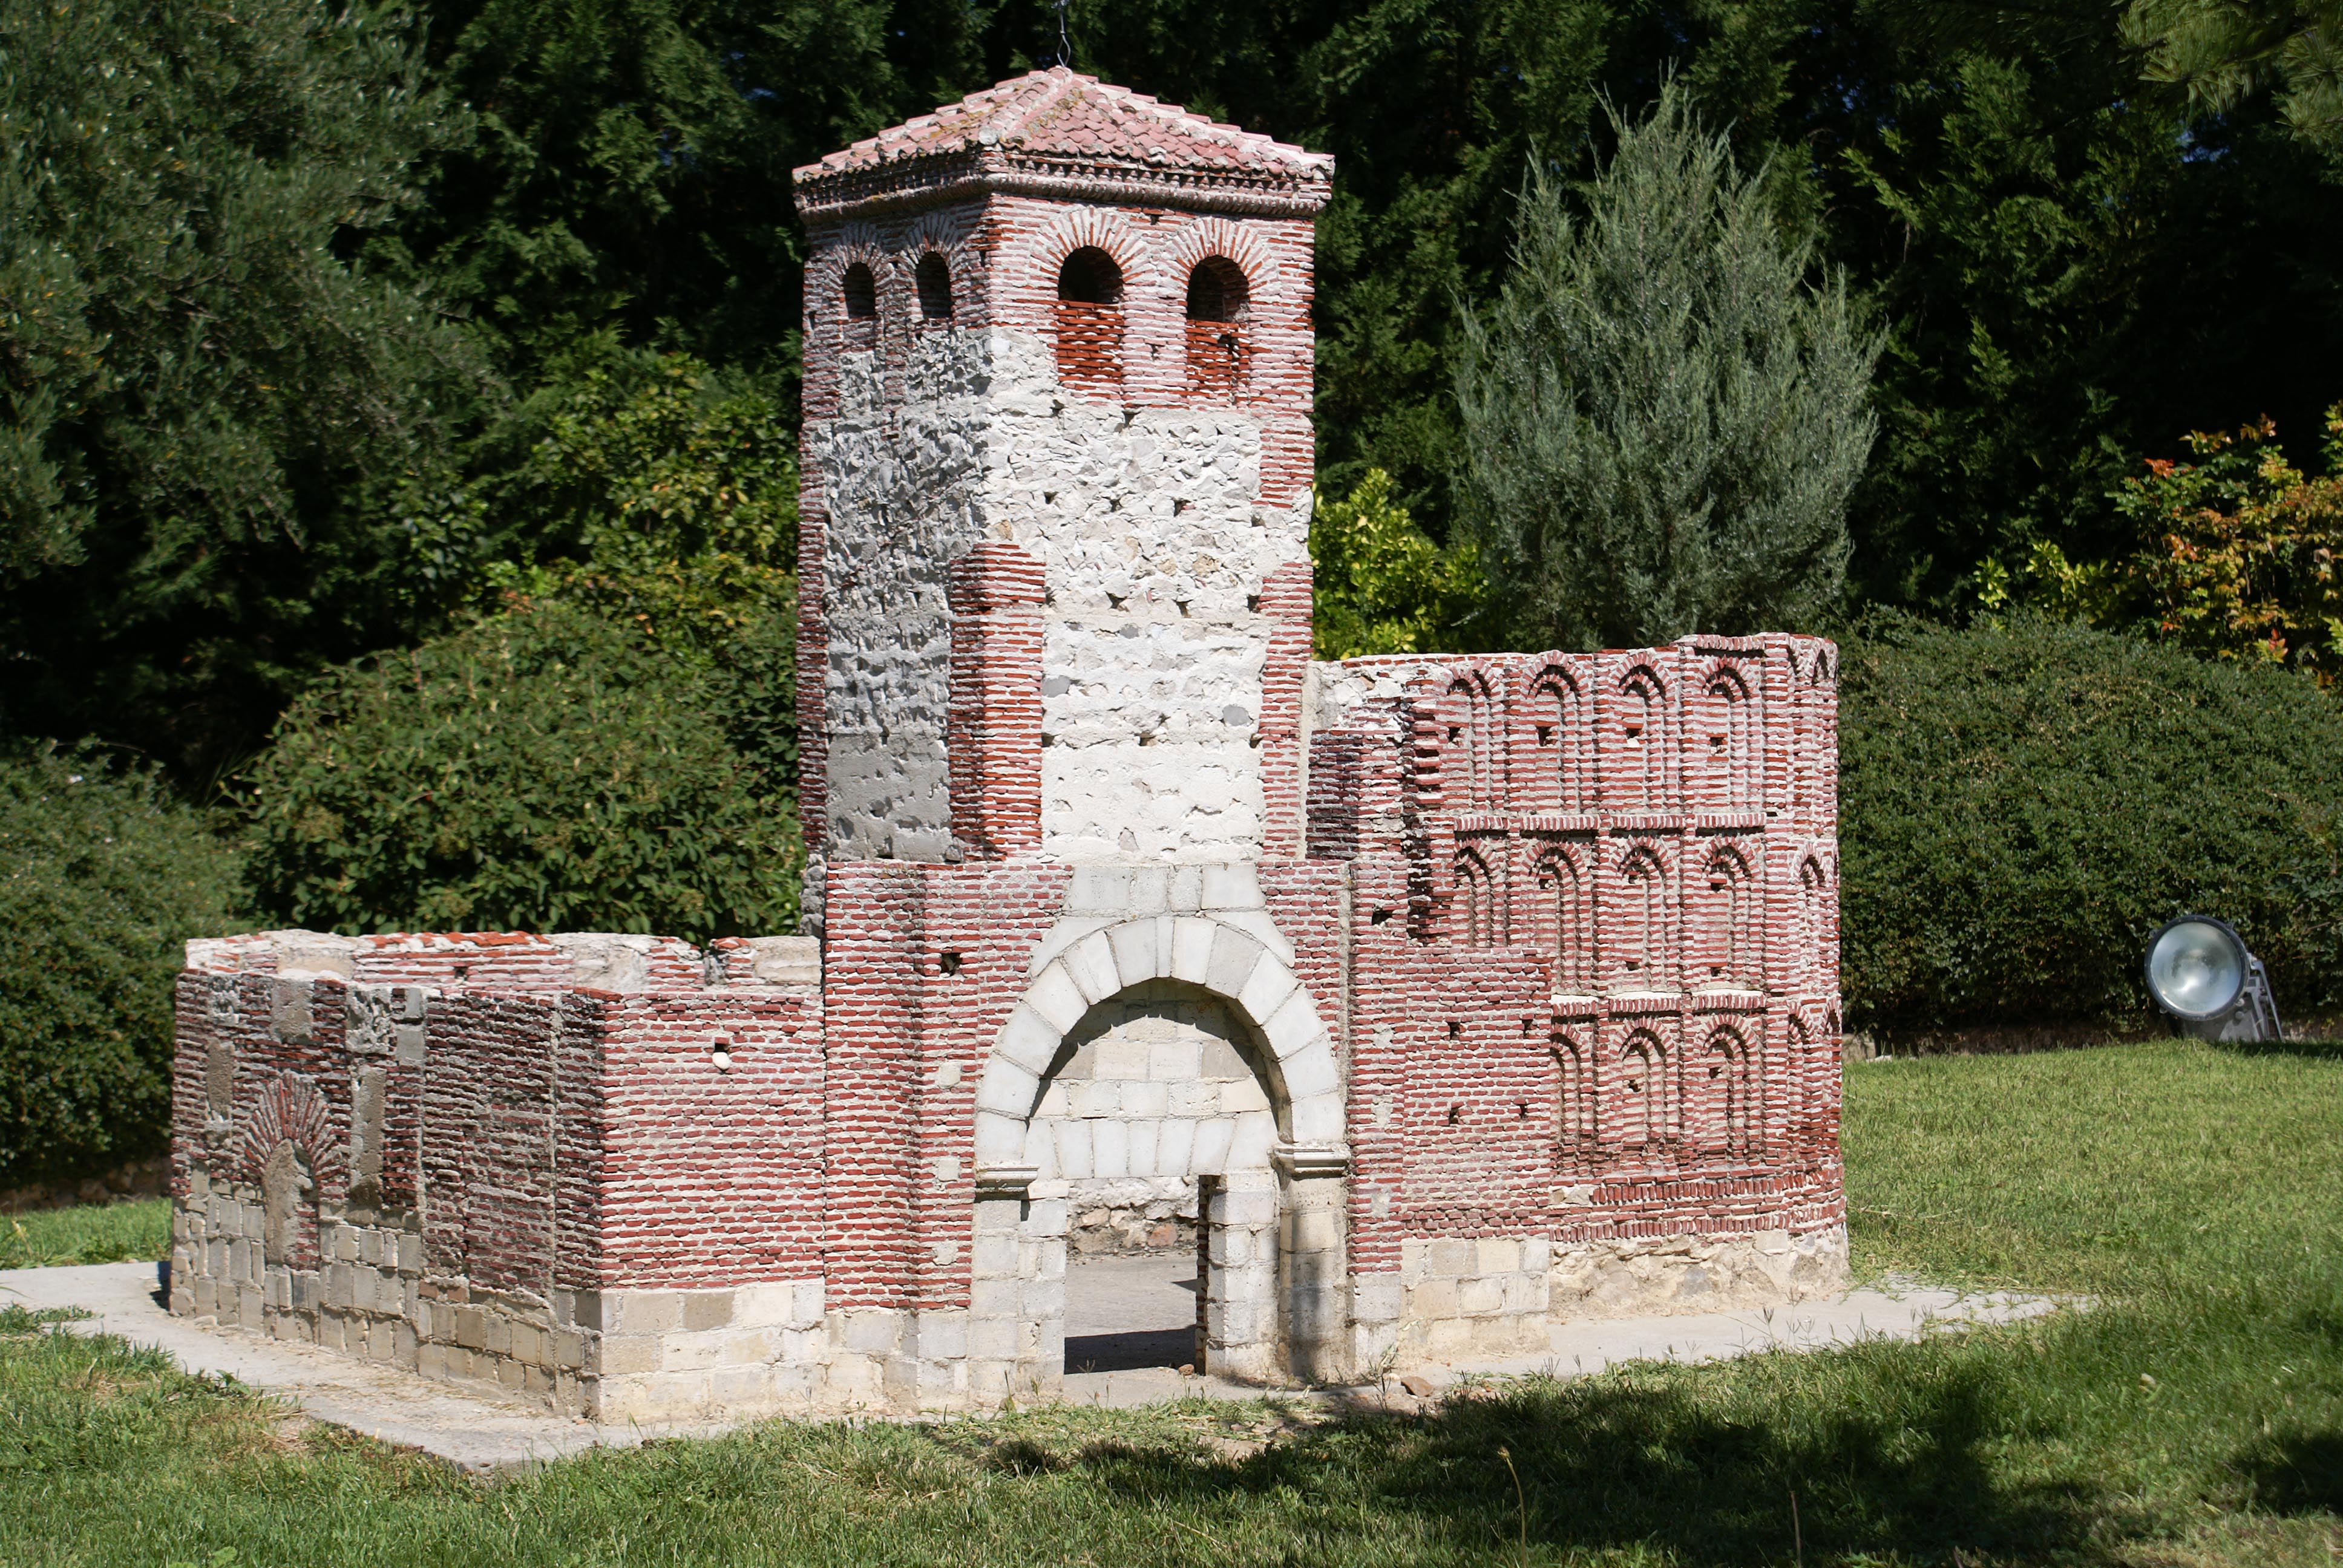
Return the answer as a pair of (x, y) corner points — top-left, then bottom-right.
(1055, 0), (1070, 67)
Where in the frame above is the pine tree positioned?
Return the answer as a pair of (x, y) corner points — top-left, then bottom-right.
(2126, 0), (2343, 165)
(1455, 80), (1878, 651)
(0, 0), (482, 781)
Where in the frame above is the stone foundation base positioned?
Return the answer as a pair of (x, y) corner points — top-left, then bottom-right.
(1549, 1224), (1850, 1319)
(1066, 1176), (1198, 1255)
(178, 1182), (1850, 1414)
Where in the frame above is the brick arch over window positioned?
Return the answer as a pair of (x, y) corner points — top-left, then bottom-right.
(1021, 210), (1152, 396)
(1615, 663), (1667, 808)
(1156, 218), (1283, 297)
(1796, 849), (1833, 992)
(1698, 1024), (1758, 1154)
(1529, 841), (1593, 990)
(973, 916), (1345, 1175)
(1184, 255), (1252, 396)
(1702, 840), (1758, 988)
(1701, 661), (1758, 808)
(1530, 664), (1585, 811)
(238, 1074), (342, 1187)
(239, 1075), (342, 1271)
(1453, 844), (1499, 946)
(1613, 841), (1670, 985)
(1553, 1028), (1596, 1160)
(1446, 670), (1498, 812)
(809, 238), (891, 354)
(1615, 1027), (1672, 1148)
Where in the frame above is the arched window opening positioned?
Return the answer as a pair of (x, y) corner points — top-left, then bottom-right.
(1786, 1016), (1812, 1131)
(1455, 848), (1498, 946)
(1705, 844), (1755, 987)
(1535, 846), (1591, 991)
(1619, 1031), (1668, 1148)
(1706, 667), (1757, 808)
(1617, 845), (1666, 985)
(1798, 855), (1831, 988)
(842, 263), (877, 319)
(916, 252), (952, 321)
(1055, 246), (1125, 390)
(1619, 668), (1664, 808)
(1448, 675), (1496, 812)
(1058, 247), (1124, 304)
(1185, 256), (1251, 397)
(1555, 1034), (1595, 1158)
(1185, 256), (1249, 322)
(1702, 1028), (1755, 1154)
(1535, 670), (1581, 811)
(261, 1138), (317, 1269)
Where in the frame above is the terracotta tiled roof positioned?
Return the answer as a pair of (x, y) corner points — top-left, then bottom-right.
(795, 68), (1333, 219)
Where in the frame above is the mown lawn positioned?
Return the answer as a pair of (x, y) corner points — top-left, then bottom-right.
(1, 1199), (168, 1271)
(1, 1039), (2336, 1567)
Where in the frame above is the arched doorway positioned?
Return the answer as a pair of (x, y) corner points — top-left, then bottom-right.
(1037, 978), (1279, 1377)
(970, 915), (1349, 1399)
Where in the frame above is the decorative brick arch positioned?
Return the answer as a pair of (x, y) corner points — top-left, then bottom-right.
(237, 1074), (342, 1187)
(972, 913), (1345, 1175)
(1154, 217), (1285, 301)
(1018, 206), (1158, 299)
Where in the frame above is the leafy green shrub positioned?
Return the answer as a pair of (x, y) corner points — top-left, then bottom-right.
(240, 602), (798, 942)
(1308, 469), (1486, 659)
(1840, 613), (2343, 1036)
(0, 747), (243, 1184)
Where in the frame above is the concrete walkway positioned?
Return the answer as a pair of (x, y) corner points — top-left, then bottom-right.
(1054, 1253), (2069, 1407)
(2, 1257), (2069, 1473)
(0, 1263), (736, 1472)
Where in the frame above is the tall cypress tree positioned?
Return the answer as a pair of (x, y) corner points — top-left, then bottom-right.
(1455, 80), (1877, 651)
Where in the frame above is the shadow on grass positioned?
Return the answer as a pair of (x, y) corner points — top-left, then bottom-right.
(1042, 1361), (2104, 1564)
(2240, 1431), (2343, 1515)
(2219, 1036), (2343, 1061)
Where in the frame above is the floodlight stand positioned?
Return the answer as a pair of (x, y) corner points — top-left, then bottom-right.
(2174, 955), (2286, 1045)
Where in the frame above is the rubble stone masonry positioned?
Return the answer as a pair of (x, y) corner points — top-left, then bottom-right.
(172, 69), (1844, 1419)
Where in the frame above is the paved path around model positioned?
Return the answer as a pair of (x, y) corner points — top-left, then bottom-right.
(1, 1256), (2068, 1474)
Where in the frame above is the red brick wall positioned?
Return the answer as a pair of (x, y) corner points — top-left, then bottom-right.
(1258, 561), (1313, 860)
(946, 542), (1047, 860)
(1311, 637), (1846, 1252)
(592, 991), (825, 1290)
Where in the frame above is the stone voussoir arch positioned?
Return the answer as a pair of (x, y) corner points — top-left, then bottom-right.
(973, 913), (1345, 1175)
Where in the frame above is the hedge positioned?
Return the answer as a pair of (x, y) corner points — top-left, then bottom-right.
(1839, 613), (2343, 1037)
(0, 746), (244, 1184)
(239, 601), (800, 943)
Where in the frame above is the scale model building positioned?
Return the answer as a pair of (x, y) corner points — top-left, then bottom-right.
(169, 69), (1847, 1420)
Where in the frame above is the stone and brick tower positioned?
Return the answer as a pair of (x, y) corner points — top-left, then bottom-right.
(791, 67), (1330, 902)
(164, 72), (1847, 1423)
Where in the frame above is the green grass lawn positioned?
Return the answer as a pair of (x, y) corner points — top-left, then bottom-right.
(2, 1040), (2337, 1566)
(0, 1198), (168, 1270)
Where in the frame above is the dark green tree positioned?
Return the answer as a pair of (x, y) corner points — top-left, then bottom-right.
(2126, 0), (2343, 163)
(0, 0), (487, 783)
(1454, 82), (1876, 650)
(0, 745), (244, 1183)
(1824, 10), (2343, 609)
(393, 0), (995, 388)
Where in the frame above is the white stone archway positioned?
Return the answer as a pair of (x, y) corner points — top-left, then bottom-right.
(967, 903), (1349, 1399)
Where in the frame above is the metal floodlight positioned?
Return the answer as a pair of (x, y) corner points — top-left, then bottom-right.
(2143, 915), (2286, 1043)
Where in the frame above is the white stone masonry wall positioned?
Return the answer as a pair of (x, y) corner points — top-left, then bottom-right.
(810, 326), (1311, 865)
